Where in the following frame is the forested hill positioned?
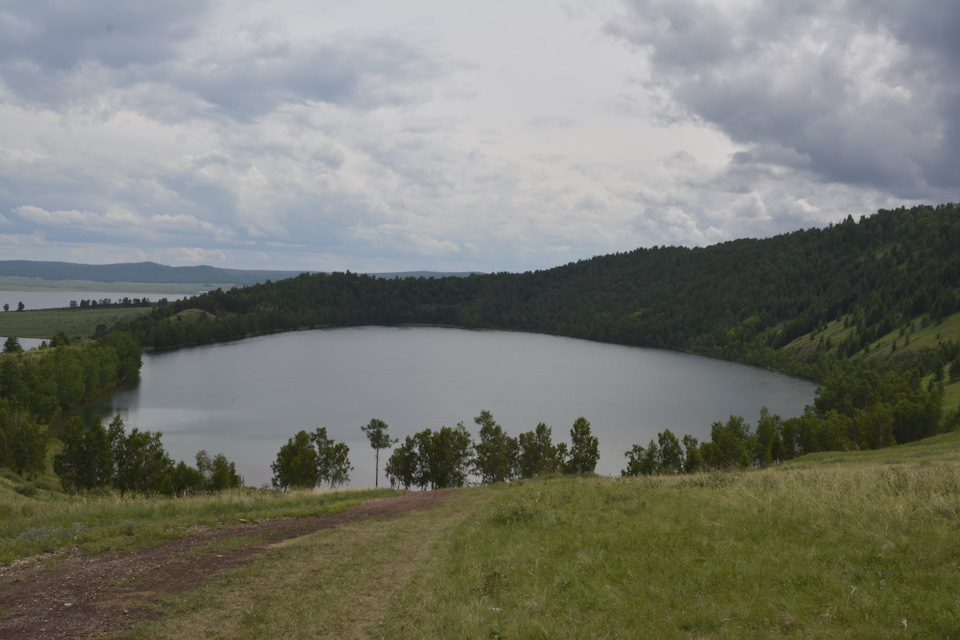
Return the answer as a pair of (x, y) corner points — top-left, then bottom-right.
(123, 203), (960, 380)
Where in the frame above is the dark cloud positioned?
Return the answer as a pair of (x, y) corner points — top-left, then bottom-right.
(0, 0), (207, 71)
(175, 37), (441, 121)
(608, 0), (960, 197)
(0, 1), (442, 121)
(0, 1), (209, 104)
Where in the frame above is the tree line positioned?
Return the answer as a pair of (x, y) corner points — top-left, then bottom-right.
(382, 411), (599, 490)
(69, 297), (168, 309)
(622, 363), (951, 476)
(52, 414), (242, 495)
(268, 413), (601, 492)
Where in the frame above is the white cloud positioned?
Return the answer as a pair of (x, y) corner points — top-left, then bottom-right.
(15, 205), (106, 226)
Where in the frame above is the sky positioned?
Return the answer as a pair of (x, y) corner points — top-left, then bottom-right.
(1, 1), (958, 274)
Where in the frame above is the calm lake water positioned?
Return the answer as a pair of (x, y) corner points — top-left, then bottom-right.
(86, 326), (818, 488)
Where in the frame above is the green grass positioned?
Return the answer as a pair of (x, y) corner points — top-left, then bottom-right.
(385, 447), (960, 639)
(0, 306), (154, 339)
(6, 433), (960, 638)
(116, 432), (960, 639)
(0, 476), (397, 565)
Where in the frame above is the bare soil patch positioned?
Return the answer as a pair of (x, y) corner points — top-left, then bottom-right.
(0, 490), (450, 640)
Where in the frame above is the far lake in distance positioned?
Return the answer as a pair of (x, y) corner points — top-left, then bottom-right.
(0, 289), (195, 349)
(85, 326), (819, 488)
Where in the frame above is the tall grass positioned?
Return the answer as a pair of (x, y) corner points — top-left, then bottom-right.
(0, 483), (396, 565)
(384, 454), (960, 638)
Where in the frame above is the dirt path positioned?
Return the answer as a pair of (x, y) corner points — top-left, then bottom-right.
(0, 491), (451, 640)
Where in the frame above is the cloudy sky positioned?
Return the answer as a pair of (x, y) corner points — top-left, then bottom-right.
(1, 1), (957, 273)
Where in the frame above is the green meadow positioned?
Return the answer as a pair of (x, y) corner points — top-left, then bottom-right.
(4, 430), (956, 639)
(0, 306), (154, 340)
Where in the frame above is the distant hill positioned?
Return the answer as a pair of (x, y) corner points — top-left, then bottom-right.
(0, 261), (477, 286)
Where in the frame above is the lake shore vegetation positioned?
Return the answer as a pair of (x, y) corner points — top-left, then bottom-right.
(623, 361), (955, 477)
(384, 412), (597, 490)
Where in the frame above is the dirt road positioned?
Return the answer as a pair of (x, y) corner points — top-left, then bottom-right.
(0, 491), (450, 640)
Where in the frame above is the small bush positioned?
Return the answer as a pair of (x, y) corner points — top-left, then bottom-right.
(490, 499), (538, 526)
(14, 484), (37, 498)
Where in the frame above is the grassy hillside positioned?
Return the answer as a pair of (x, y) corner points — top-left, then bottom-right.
(0, 306), (154, 340)
(136, 434), (960, 639)
(784, 309), (960, 413)
(4, 431), (958, 638)
(786, 310), (960, 370)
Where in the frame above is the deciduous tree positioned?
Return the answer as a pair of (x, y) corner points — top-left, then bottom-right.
(473, 410), (517, 484)
(54, 416), (113, 493)
(3, 336), (22, 354)
(312, 427), (352, 488)
(517, 422), (561, 478)
(682, 434), (703, 472)
(566, 416), (599, 474)
(271, 430), (317, 490)
(385, 436), (419, 490)
(0, 400), (46, 479)
(657, 428), (683, 474)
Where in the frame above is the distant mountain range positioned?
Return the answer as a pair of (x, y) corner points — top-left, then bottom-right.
(0, 261), (478, 286)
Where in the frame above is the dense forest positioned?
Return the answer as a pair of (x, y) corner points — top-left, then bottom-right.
(0, 332), (142, 480)
(123, 203), (960, 380)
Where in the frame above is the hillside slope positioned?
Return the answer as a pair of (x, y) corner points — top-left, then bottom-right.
(4, 433), (959, 638)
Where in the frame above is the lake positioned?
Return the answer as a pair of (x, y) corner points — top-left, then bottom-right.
(85, 326), (818, 488)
